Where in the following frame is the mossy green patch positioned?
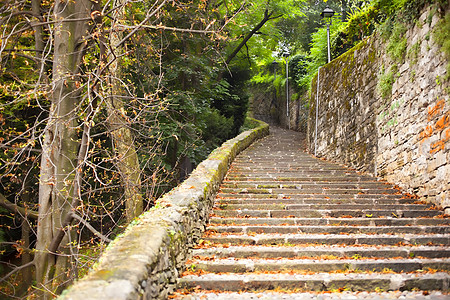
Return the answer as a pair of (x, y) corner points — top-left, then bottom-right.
(387, 23), (408, 62)
(257, 184), (280, 188)
(92, 269), (115, 281)
(377, 67), (395, 100)
(433, 12), (450, 82)
(407, 41), (421, 66)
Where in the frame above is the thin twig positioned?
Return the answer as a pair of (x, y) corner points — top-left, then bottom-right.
(118, 24), (216, 34)
(71, 213), (112, 243)
(0, 261), (34, 284)
(0, 193), (38, 219)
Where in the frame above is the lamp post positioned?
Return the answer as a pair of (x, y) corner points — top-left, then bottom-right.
(321, 5), (335, 63)
(283, 51), (290, 130)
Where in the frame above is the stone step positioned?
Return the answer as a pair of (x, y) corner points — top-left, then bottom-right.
(231, 157), (337, 161)
(213, 203), (431, 211)
(206, 225), (450, 235)
(221, 182), (394, 189)
(212, 209), (442, 218)
(218, 193), (405, 200)
(229, 163), (367, 168)
(224, 176), (376, 182)
(231, 162), (332, 166)
(192, 245), (450, 259)
(230, 163), (345, 168)
(173, 291), (450, 299)
(209, 217), (450, 227)
(215, 198), (419, 205)
(178, 272), (450, 292)
(202, 233), (450, 246)
(186, 258), (450, 273)
(226, 174), (378, 181)
(228, 169), (365, 174)
(220, 188), (399, 194)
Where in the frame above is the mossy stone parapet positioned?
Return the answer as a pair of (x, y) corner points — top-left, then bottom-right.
(59, 118), (269, 300)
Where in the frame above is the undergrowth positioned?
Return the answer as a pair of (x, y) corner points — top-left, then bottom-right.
(433, 12), (450, 88)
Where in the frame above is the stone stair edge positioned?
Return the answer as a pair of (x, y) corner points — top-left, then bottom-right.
(178, 272), (450, 292)
(172, 290), (449, 300)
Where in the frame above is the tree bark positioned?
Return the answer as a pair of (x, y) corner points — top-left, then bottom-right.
(106, 0), (143, 223)
(20, 219), (32, 292)
(34, 0), (92, 297)
(31, 0), (45, 74)
(0, 193), (38, 219)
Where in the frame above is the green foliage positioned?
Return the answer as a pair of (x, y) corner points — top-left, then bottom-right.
(377, 67), (395, 99)
(400, 0), (432, 23)
(77, 243), (107, 279)
(332, 4), (380, 58)
(433, 12), (450, 81)
(221, 0), (305, 65)
(214, 68), (251, 136)
(250, 58), (286, 99)
(291, 55), (312, 93)
(407, 41), (421, 66)
(374, 0), (409, 16)
(374, 0), (442, 24)
(377, 14), (394, 41)
(386, 23), (408, 62)
(121, 0), (247, 181)
(289, 55), (308, 84)
(291, 16), (344, 93)
(331, 0), (442, 60)
(240, 117), (263, 132)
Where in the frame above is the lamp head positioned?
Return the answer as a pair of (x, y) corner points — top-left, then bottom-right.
(320, 5), (335, 19)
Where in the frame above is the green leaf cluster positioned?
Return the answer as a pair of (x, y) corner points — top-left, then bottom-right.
(433, 12), (450, 81)
(331, 4), (380, 58)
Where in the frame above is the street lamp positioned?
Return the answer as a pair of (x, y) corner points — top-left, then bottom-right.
(283, 51), (290, 130)
(321, 5), (335, 63)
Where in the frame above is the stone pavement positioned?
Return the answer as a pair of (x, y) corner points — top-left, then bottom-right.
(173, 127), (450, 299)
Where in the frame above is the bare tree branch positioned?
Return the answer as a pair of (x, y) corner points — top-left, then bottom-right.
(71, 213), (111, 243)
(119, 24), (216, 34)
(225, 8), (276, 65)
(114, 0), (168, 49)
(0, 193), (38, 219)
(0, 261), (35, 284)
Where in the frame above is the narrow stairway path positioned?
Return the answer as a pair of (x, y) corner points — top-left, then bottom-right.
(173, 127), (450, 299)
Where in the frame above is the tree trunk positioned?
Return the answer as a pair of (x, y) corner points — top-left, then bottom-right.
(35, 0), (92, 297)
(19, 182), (34, 293)
(106, 0), (143, 223)
(20, 219), (32, 292)
(31, 0), (45, 75)
(106, 101), (144, 223)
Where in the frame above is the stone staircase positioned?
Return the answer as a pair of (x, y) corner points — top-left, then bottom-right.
(173, 128), (450, 299)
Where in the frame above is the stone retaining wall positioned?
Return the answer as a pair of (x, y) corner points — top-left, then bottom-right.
(59, 119), (269, 300)
(307, 4), (449, 209)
